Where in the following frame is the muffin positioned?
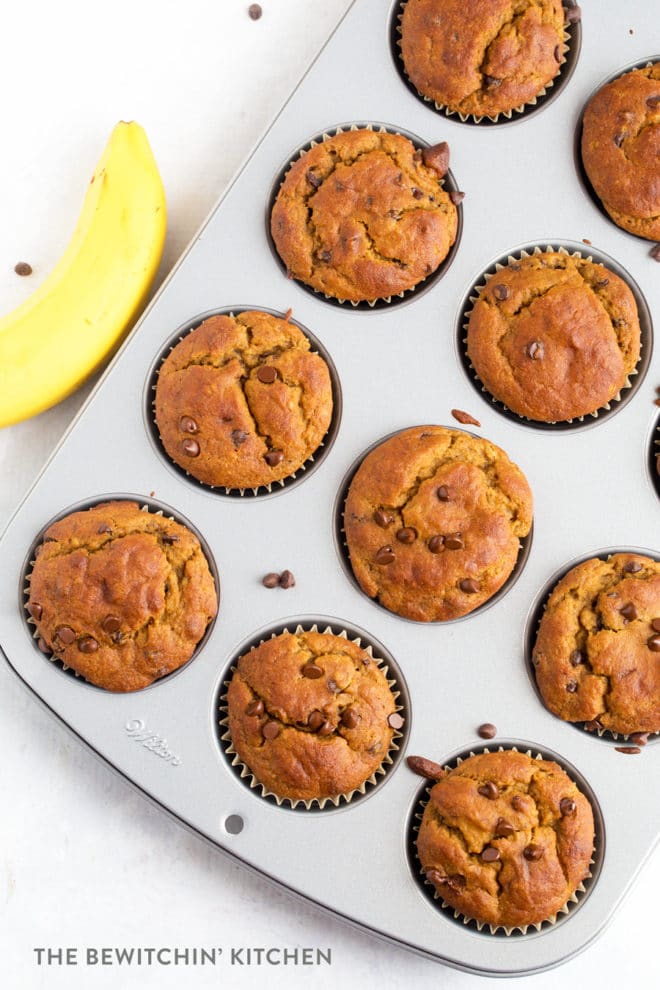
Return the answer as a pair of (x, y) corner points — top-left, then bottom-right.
(225, 629), (402, 804)
(581, 63), (660, 240)
(533, 553), (660, 735)
(154, 310), (333, 490)
(27, 501), (218, 692)
(466, 250), (641, 422)
(270, 129), (458, 303)
(343, 426), (533, 621)
(399, 0), (566, 120)
(416, 750), (595, 931)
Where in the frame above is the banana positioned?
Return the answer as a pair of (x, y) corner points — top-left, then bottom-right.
(0, 121), (166, 428)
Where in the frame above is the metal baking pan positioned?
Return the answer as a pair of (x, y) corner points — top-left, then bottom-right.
(1, 0), (658, 976)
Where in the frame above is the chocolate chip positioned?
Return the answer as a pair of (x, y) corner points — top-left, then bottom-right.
(161, 533), (178, 545)
(248, 4), (262, 20)
(327, 679), (339, 693)
(406, 755), (445, 780)
(29, 602), (43, 621)
(647, 634), (660, 651)
(566, 680), (578, 692)
(97, 524), (112, 534)
(451, 408), (481, 427)
(524, 844), (543, 861)
(478, 723), (497, 739)
(620, 602), (637, 621)
(570, 650), (584, 666)
(246, 699), (264, 716)
(460, 578), (478, 594)
(374, 509), (393, 527)
(102, 615), (121, 634)
(427, 535), (445, 554)
(495, 818), (515, 838)
(526, 340), (544, 360)
(411, 187), (424, 200)
(615, 746), (641, 755)
(482, 846), (500, 863)
(308, 710), (325, 731)
(623, 560), (643, 573)
(182, 438), (200, 457)
(78, 636), (98, 654)
(318, 250), (332, 262)
(425, 869), (448, 886)
(478, 782), (499, 800)
(436, 485), (450, 501)
(262, 721), (280, 740)
(37, 638), (50, 654)
(14, 261), (32, 276)
(317, 720), (334, 737)
(646, 95), (660, 109)
(560, 797), (576, 816)
(264, 449), (284, 466)
(396, 526), (417, 544)
(596, 278), (609, 287)
(306, 170), (321, 188)
(614, 133), (625, 147)
(492, 283), (509, 301)
(630, 732), (649, 746)
(564, 5), (581, 24)
(302, 662), (323, 679)
(279, 570), (295, 589)
(340, 708), (360, 729)
(511, 795), (525, 811)
(554, 44), (562, 62)
(257, 365), (278, 384)
(484, 75), (502, 88)
(179, 415), (198, 434)
(584, 719), (602, 732)
(375, 546), (396, 564)
(388, 209), (402, 220)
(262, 572), (280, 588)
(651, 244), (660, 262)
(388, 712), (405, 730)
(652, 619), (660, 633)
(230, 429), (248, 447)
(444, 533), (464, 551)
(449, 190), (465, 205)
(57, 626), (76, 645)
(421, 141), (449, 177)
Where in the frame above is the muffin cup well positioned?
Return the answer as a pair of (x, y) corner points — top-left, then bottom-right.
(390, 0), (581, 126)
(457, 242), (652, 431)
(649, 414), (660, 502)
(266, 122), (463, 310)
(22, 495), (220, 691)
(407, 743), (602, 936)
(216, 618), (410, 811)
(144, 306), (342, 498)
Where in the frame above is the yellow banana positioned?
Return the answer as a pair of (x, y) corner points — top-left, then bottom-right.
(0, 121), (166, 428)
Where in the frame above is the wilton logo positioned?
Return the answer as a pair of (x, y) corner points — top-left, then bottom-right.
(124, 719), (182, 766)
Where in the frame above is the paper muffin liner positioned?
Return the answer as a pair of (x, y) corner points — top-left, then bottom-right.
(23, 496), (219, 689)
(146, 306), (341, 498)
(526, 547), (660, 744)
(458, 242), (651, 431)
(391, 1), (580, 125)
(217, 620), (407, 811)
(267, 122), (463, 310)
(409, 744), (600, 936)
(333, 426), (532, 624)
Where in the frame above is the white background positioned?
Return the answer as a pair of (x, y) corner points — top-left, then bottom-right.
(0, 1), (656, 987)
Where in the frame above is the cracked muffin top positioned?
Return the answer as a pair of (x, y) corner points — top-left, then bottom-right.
(343, 426), (533, 622)
(225, 630), (402, 803)
(154, 310), (333, 490)
(27, 501), (218, 692)
(416, 750), (595, 930)
(270, 129), (458, 303)
(533, 553), (660, 735)
(581, 63), (660, 240)
(465, 251), (641, 422)
(399, 0), (566, 119)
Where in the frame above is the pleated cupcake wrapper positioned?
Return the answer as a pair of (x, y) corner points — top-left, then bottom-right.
(218, 622), (404, 810)
(461, 244), (640, 426)
(150, 310), (335, 497)
(411, 745), (595, 936)
(393, 2), (572, 124)
(274, 122), (457, 308)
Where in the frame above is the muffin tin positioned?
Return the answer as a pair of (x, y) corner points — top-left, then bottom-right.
(1, 0), (658, 977)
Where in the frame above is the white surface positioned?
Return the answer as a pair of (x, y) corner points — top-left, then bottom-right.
(0, 1), (656, 987)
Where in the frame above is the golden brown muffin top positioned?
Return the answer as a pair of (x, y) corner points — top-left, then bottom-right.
(533, 553), (660, 735)
(154, 310), (333, 490)
(226, 630), (401, 803)
(27, 501), (218, 692)
(416, 750), (595, 929)
(270, 129), (458, 303)
(466, 251), (641, 422)
(581, 64), (660, 240)
(400, 0), (566, 118)
(343, 426), (532, 622)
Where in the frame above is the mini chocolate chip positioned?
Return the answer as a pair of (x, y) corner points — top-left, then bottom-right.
(14, 261), (32, 276)
(460, 578), (478, 594)
(396, 526), (417, 544)
(411, 187), (424, 200)
(279, 570), (295, 589)
(29, 602), (43, 621)
(554, 44), (562, 61)
(444, 533), (464, 551)
(161, 533), (178, 545)
(615, 746), (641, 754)
(375, 546), (396, 565)
(560, 797), (576, 816)
(478, 723), (497, 739)
(647, 634), (660, 651)
(421, 141), (450, 177)
(182, 438), (200, 457)
(596, 277), (609, 287)
(624, 560), (643, 572)
(451, 408), (481, 427)
(436, 485), (450, 501)
(478, 782), (499, 800)
(317, 720), (334, 737)
(564, 5), (581, 25)
(495, 818), (515, 838)
(566, 679), (578, 692)
(230, 429), (248, 447)
(388, 209), (402, 220)
(484, 75), (502, 88)
(97, 524), (112, 534)
(302, 662), (323, 679)
(449, 190), (465, 205)
(257, 365), (278, 384)
(511, 795), (525, 811)
(526, 340), (544, 360)
(569, 650), (584, 666)
(179, 415), (198, 434)
(306, 170), (321, 188)
(102, 615), (121, 634)
(308, 711), (325, 732)
(406, 755), (445, 780)
(374, 509), (393, 527)
(262, 572), (280, 588)
(78, 636), (98, 654)
(246, 699), (265, 716)
(652, 619), (660, 632)
(264, 449), (284, 466)
(524, 844), (543, 861)
(37, 638), (50, 654)
(340, 708), (360, 729)
(620, 602), (637, 621)
(614, 133), (625, 147)
(388, 712), (405, 730)
(646, 95), (660, 109)
(482, 846), (500, 863)
(630, 732), (649, 746)
(446, 874), (466, 891)
(318, 249), (332, 262)
(427, 535), (445, 554)
(262, 721), (280, 740)
(57, 626), (76, 645)
(248, 4), (262, 20)
(493, 283), (509, 301)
